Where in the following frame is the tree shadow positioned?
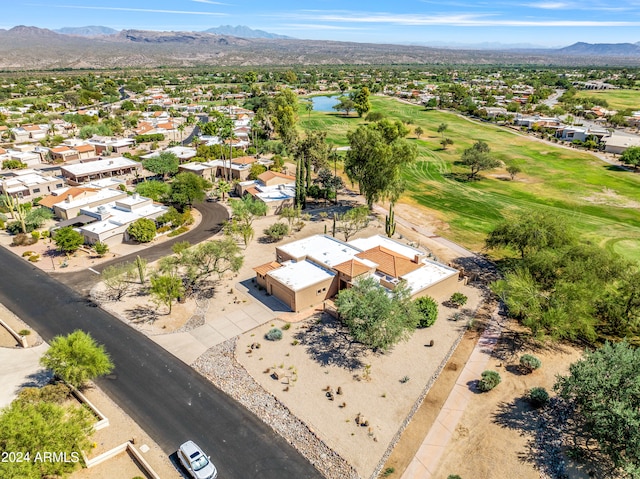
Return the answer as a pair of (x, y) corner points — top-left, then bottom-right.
(294, 313), (371, 370)
(19, 369), (53, 391)
(125, 305), (159, 324)
(442, 172), (471, 183)
(493, 398), (539, 436)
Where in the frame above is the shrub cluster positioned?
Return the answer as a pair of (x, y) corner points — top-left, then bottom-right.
(519, 354), (542, 374)
(478, 370), (501, 392)
(265, 328), (283, 341)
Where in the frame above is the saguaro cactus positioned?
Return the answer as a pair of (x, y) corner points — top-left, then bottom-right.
(385, 203), (396, 238)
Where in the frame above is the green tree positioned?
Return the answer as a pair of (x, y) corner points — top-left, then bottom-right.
(229, 194), (268, 227)
(555, 341), (640, 476)
(351, 86), (371, 117)
(335, 276), (421, 351)
(506, 164), (522, 180)
(216, 179), (231, 202)
(248, 163), (267, 180)
(93, 241), (109, 257)
(345, 121), (417, 208)
(24, 207), (53, 232)
(101, 262), (135, 301)
(0, 401), (93, 479)
(169, 172), (211, 210)
(620, 146), (640, 169)
(149, 273), (184, 314)
(485, 210), (575, 259)
(415, 296), (438, 328)
(271, 88), (298, 147)
(279, 206), (301, 230)
(437, 122), (448, 138)
(440, 137), (453, 150)
(40, 330), (114, 388)
(142, 151), (179, 178)
(414, 126), (424, 138)
(338, 205), (370, 241)
(460, 141), (500, 180)
(333, 97), (356, 116)
(53, 227), (84, 253)
(127, 218), (156, 243)
(135, 180), (170, 202)
(2, 159), (27, 169)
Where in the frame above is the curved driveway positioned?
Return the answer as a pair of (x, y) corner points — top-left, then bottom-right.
(53, 200), (228, 294)
(0, 213), (323, 479)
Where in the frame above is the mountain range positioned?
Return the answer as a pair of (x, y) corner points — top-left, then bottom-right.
(53, 25), (290, 39)
(0, 26), (638, 70)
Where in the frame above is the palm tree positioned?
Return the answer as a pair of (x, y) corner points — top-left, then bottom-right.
(177, 123), (185, 144)
(217, 179), (231, 202)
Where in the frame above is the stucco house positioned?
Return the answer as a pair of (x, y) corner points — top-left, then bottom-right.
(254, 234), (463, 313)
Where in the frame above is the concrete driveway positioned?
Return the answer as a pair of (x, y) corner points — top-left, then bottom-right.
(0, 343), (50, 407)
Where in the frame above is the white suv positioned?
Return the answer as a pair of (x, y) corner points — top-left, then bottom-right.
(177, 440), (218, 479)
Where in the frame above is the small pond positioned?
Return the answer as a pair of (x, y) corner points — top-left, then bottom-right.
(310, 95), (340, 112)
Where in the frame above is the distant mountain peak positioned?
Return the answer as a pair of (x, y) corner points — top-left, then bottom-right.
(202, 25), (292, 39)
(8, 25), (59, 37)
(557, 41), (640, 56)
(55, 26), (118, 37)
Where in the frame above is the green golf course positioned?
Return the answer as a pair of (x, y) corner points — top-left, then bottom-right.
(300, 96), (640, 262)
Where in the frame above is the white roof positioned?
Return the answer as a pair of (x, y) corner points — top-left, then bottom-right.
(278, 235), (364, 269)
(268, 260), (335, 291)
(254, 184), (296, 203)
(401, 260), (459, 295)
(349, 235), (426, 260)
(604, 135), (640, 148)
(55, 188), (125, 211)
(61, 157), (138, 176)
(80, 201), (167, 235)
(84, 178), (127, 189)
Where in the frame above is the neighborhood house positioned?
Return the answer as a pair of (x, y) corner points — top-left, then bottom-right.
(254, 234), (463, 312)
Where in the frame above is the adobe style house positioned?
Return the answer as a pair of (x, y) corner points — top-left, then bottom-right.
(0, 170), (65, 203)
(237, 170), (296, 215)
(60, 157), (141, 185)
(254, 234), (463, 312)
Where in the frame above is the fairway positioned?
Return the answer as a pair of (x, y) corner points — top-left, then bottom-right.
(575, 89), (640, 111)
(300, 96), (640, 261)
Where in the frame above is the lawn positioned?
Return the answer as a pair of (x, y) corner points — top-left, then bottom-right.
(575, 89), (640, 111)
(299, 96), (640, 262)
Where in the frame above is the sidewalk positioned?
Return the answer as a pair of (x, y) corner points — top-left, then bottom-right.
(401, 307), (506, 479)
(0, 343), (50, 407)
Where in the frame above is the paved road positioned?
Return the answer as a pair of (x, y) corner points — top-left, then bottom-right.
(0, 246), (323, 479)
(53, 200), (229, 294)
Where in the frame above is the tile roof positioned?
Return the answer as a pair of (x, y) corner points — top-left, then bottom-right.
(253, 261), (282, 276)
(75, 144), (95, 153)
(356, 246), (421, 278)
(38, 187), (98, 208)
(332, 259), (371, 278)
(232, 156), (256, 165)
(258, 170), (296, 183)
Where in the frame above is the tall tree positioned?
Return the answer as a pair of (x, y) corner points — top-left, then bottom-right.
(460, 140), (501, 180)
(351, 86), (371, 117)
(271, 88), (299, 148)
(345, 121), (417, 208)
(335, 276), (421, 351)
(149, 273), (184, 314)
(338, 205), (370, 241)
(40, 330), (114, 388)
(142, 151), (179, 178)
(53, 227), (84, 253)
(169, 172), (212, 210)
(620, 146), (640, 169)
(555, 341), (640, 476)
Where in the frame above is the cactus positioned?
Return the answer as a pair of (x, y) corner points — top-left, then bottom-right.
(385, 203), (396, 238)
(134, 255), (147, 284)
(332, 213), (337, 237)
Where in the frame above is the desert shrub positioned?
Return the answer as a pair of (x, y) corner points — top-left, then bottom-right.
(263, 222), (289, 242)
(478, 370), (501, 392)
(447, 476), (462, 479)
(265, 328), (283, 341)
(449, 292), (468, 308)
(93, 242), (109, 257)
(16, 383), (71, 405)
(31, 230), (40, 241)
(415, 296), (438, 328)
(519, 354), (542, 374)
(168, 226), (189, 237)
(157, 225), (171, 233)
(28, 254), (40, 262)
(282, 323), (291, 330)
(6, 221), (27, 235)
(22, 250), (34, 257)
(11, 233), (35, 246)
(19, 329), (31, 336)
(41, 230), (50, 239)
(528, 387), (550, 408)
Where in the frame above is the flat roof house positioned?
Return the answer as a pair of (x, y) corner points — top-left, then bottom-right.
(60, 157), (141, 185)
(254, 234), (462, 312)
(0, 170), (65, 203)
(79, 193), (168, 245)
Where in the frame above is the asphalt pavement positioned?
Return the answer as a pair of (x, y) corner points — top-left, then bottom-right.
(53, 200), (229, 294)
(0, 200), (323, 479)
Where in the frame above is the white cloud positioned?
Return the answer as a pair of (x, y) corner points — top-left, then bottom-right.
(279, 10), (640, 27)
(192, 0), (229, 5)
(280, 23), (369, 31)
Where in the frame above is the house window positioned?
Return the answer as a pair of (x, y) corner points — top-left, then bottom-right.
(322, 287), (327, 292)
(56, 184), (63, 188)
(317, 289), (322, 295)
(33, 188), (40, 193)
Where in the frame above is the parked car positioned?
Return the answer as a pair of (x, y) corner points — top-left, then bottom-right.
(177, 440), (218, 479)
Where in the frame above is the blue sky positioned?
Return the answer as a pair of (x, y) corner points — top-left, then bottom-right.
(4, 1), (640, 47)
